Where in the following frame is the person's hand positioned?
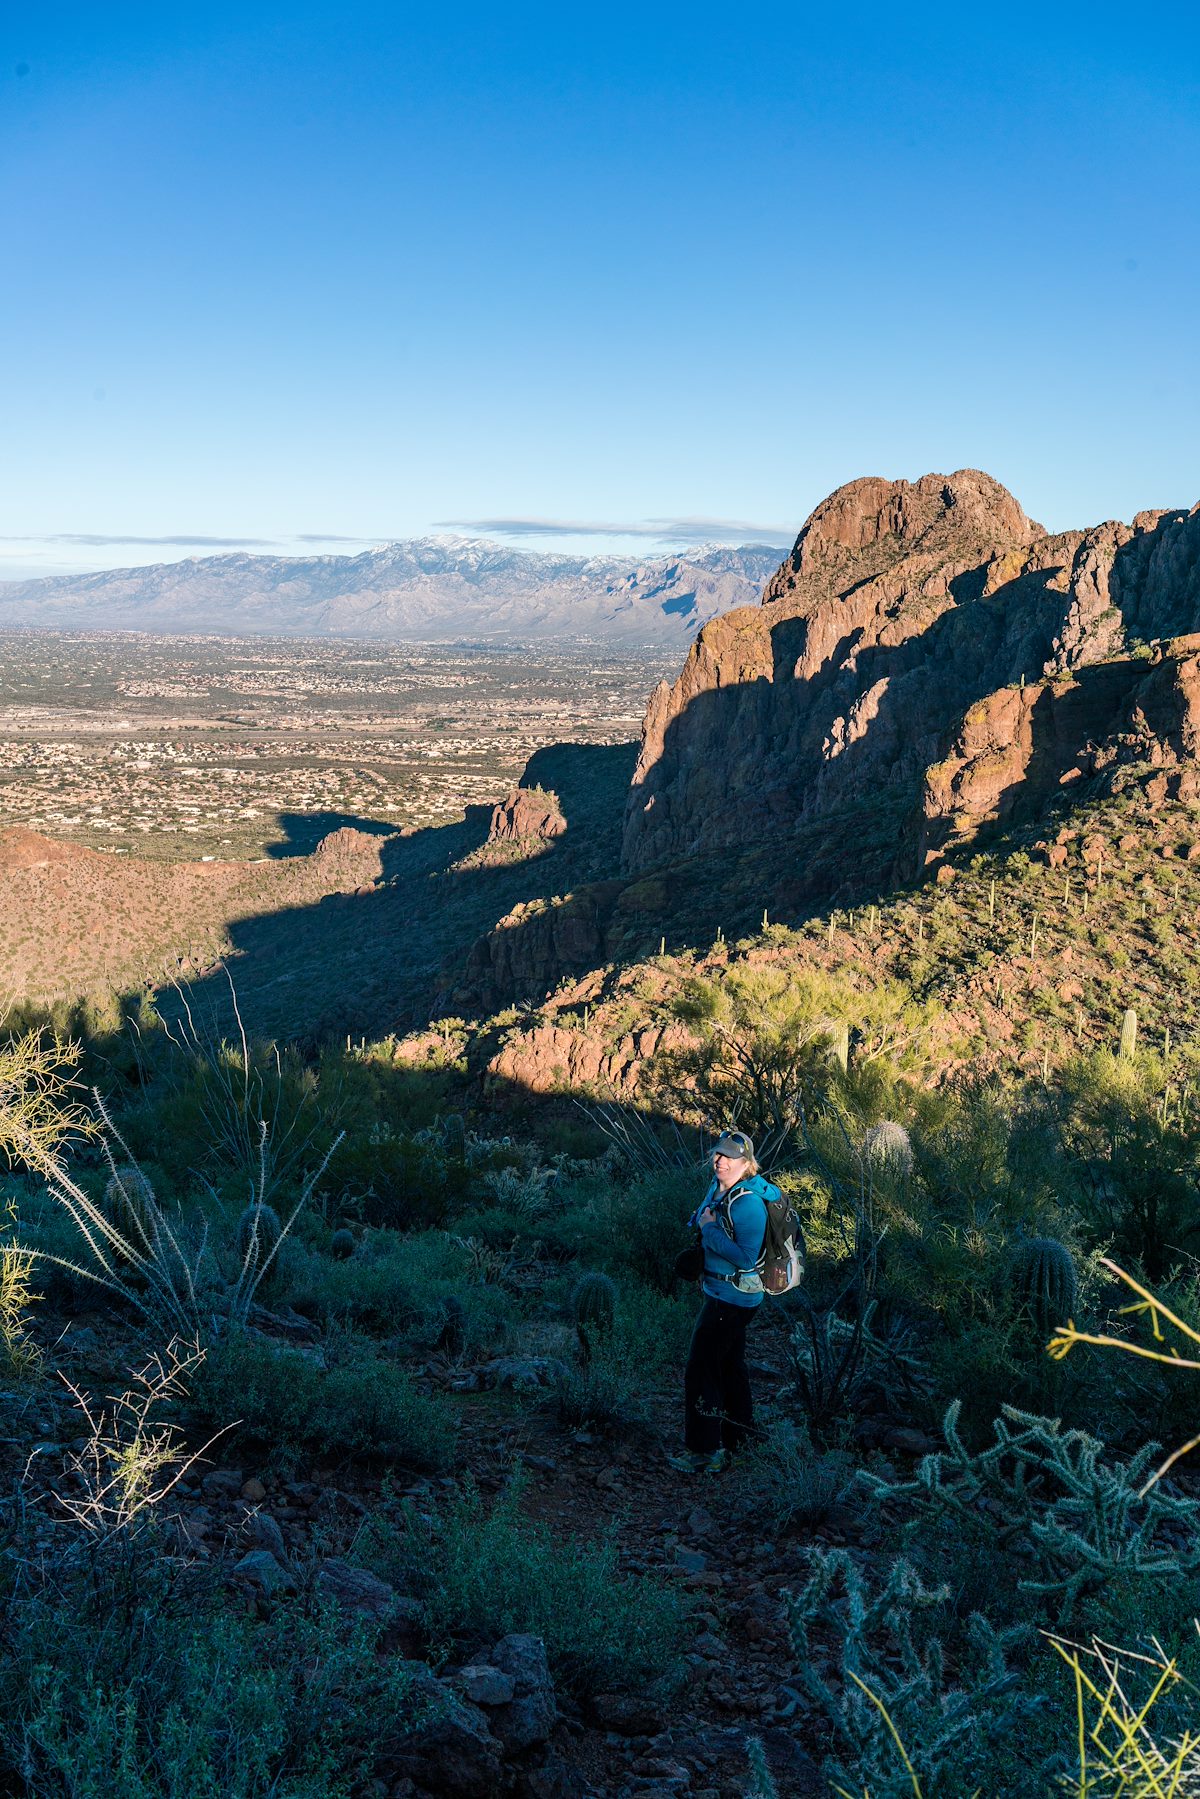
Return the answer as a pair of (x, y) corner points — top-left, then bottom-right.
(698, 1206), (715, 1226)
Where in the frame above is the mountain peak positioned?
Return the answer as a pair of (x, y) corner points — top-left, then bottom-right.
(786, 468), (1041, 582)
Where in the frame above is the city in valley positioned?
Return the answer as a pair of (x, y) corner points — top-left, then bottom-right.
(0, 632), (671, 860)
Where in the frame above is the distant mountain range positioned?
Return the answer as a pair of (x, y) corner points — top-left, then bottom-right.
(0, 538), (783, 643)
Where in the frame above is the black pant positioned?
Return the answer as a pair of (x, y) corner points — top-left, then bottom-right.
(684, 1296), (756, 1455)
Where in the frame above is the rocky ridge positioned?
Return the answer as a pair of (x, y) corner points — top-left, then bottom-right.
(621, 470), (1200, 882)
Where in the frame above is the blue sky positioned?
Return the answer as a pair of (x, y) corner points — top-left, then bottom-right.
(2, 3), (1198, 578)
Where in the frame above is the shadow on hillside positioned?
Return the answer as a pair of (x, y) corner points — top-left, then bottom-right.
(156, 741), (640, 1044)
(266, 812), (397, 858)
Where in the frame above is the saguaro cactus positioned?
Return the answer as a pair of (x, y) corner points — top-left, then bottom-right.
(1119, 1008), (1139, 1060)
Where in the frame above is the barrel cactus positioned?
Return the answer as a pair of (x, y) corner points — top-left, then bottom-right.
(1012, 1236), (1078, 1332)
(103, 1164), (158, 1252)
(329, 1227), (356, 1261)
(572, 1271), (617, 1333)
(237, 1202), (282, 1275)
(441, 1113), (467, 1162)
(862, 1121), (914, 1178)
(572, 1271), (616, 1362)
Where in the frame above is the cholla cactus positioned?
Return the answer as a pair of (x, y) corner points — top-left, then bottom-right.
(860, 1401), (1200, 1626)
(788, 1544), (1038, 1797)
(441, 1113), (467, 1161)
(329, 1227), (355, 1261)
(862, 1121), (913, 1178)
(104, 1164), (159, 1252)
(237, 1201), (282, 1277)
(1012, 1235), (1077, 1332)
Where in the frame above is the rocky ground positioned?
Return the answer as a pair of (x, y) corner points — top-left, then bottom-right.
(0, 1299), (923, 1798)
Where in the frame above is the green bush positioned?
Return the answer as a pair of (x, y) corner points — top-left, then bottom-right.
(191, 1332), (455, 1470)
(279, 1229), (509, 1349)
(0, 1545), (431, 1799)
(363, 1474), (687, 1696)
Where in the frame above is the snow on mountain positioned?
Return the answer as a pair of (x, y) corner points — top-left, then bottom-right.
(0, 538), (784, 644)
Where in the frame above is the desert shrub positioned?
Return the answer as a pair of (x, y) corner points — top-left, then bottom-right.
(555, 1351), (645, 1430)
(733, 1418), (854, 1532)
(0, 1544), (429, 1799)
(610, 1281), (694, 1376)
(126, 1029), (345, 1213)
(650, 961), (929, 1144)
(362, 1474), (687, 1696)
(190, 1331), (455, 1469)
(1054, 1049), (1200, 1281)
(0, 1025), (97, 1172)
(546, 1167), (697, 1290)
(324, 1126), (454, 1229)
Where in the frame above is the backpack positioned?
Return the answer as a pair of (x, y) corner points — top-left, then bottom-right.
(719, 1179), (806, 1296)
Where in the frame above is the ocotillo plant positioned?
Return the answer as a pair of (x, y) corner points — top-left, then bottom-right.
(1012, 1235), (1078, 1333)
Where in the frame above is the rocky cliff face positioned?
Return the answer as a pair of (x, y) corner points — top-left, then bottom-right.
(622, 471), (1200, 881)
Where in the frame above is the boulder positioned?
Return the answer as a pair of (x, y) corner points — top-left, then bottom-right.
(243, 1510), (287, 1563)
(482, 1356), (569, 1392)
(315, 1557), (420, 1626)
(456, 1664), (517, 1707)
(231, 1550), (296, 1596)
(488, 1633), (557, 1752)
(375, 1665), (502, 1798)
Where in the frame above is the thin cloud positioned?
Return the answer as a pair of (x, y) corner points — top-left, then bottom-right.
(0, 533), (279, 549)
(294, 532), (379, 544)
(436, 515), (795, 547)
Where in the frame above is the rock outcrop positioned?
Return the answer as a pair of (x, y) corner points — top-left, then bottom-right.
(487, 788), (567, 844)
(622, 471), (1200, 881)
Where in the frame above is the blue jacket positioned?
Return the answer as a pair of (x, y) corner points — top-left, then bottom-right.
(688, 1174), (771, 1308)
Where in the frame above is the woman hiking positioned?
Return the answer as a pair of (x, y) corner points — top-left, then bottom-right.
(668, 1129), (770, 1475)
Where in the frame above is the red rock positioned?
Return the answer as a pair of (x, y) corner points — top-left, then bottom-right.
(487, 787), (566, 843)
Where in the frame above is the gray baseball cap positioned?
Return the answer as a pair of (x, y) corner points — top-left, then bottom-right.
(712, 1130), (754, 1161)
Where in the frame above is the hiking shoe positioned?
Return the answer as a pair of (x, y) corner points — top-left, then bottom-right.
(666, 1449), (728, 1475)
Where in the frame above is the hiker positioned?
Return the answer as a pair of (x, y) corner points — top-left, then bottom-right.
(668, 1129), (770, 1475)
